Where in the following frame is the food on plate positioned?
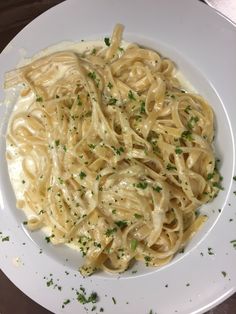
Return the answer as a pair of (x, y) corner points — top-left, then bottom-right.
(5, 24), (221, 276)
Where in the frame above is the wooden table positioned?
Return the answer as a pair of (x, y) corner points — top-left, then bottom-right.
(0, 1), (235, 313)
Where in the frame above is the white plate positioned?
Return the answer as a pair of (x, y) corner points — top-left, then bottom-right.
(0, 0), (236, 313)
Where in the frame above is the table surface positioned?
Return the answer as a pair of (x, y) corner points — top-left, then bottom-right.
(0, 1), (235, 313)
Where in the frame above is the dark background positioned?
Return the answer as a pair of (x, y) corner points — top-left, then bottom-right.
(0, 1), (235, 313)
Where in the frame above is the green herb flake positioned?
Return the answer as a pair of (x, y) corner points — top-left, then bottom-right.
(55, 140), (60, 147)
(105, 227), (117, 237)
(128, 90), (136, 101)
(23, 221), (28, 225)
(207, 173), (214, 180)
(88, 72), (96, 80)
(36, 96), (43, 102)
(88, 144), (96, 149)
(208, 247), (215, 255)
(112, 146), (124, 155)
(187, 116), (199, 129)
(115, 220), (128, 228)
(233, 176), (236, 181)
(77, 291), (98, 304)
(46, 278), (53, 287)
(221, 271), (227, 277)
(112, 297), (116, 304)
(104, 37), (110, 46)
(166, 163), (177, 171)
(212, 182), (224, 190)
(108, 97), (117, 105)
(230, 240), (236, 248)
(107, 82), (113, 89)
(184, 105), (192, 114)
(134, 213), (143, 219)
(144, 256), (151, 262)
(175, 147), (183, 154)
(45, 236), (51, 243)
(181, 130), (193, 141)
(152, 185), (162, 192)
(77, 95), (83, 106)
(130, 239), (138, 251)
(2, 236), (9, 242)
(91, 48), (97, 55)
(63, 299), (70, 305)
(79, 171), (87, 180)
(140, 101), (145, 114)
(136, 181), (148, 189)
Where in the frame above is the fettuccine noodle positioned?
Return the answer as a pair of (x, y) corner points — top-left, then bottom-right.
(5, 24), (221, 276)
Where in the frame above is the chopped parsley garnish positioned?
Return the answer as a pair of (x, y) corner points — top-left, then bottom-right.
(181, 130), (193, 141)
(212, 182), (224, 190)
(104, 37), (110, 46)
(175, 147), (183, 154)
(208, 247), (214, 255)
(136, 181), (148, 189)
(207, 173), (214, 180)
(184, 105), (192, 114)
(2, 236), (9, 242)
(233, 176), (236, 181)
(230, 240), (236, 248)
(77, 291), (98, 304)
(79, 171), (87, 180)
(105, 227), (117, 236)
(112, 146), (124, 155)
(36, 96), (43, 102)
(187, 116), (199, 129)
(107, 82), (113, 89)
(91, 48), (97, 55)
(108, 97), (117, 105)
(45, 236), (50, 243)
(134, 213), (143, 219)
(88, 71), (97, 80)
(221, 271), (227, 277)
(23, 221), (28, 225)
(140, 101), (145, 114)
(166, 163), (177, 171)
(130, 239), (138, 251)
(88, 144), (96, 149)
(152, 185), (162, 192)
(77, 95), (83, 106)
(55, 140), (60, 146)
(46, 278), (53, 287)
(112, 297), (116, 304)
(115, 220), (128, 228)
(144, 256), (151, 261)
(128, 90), (136, 101)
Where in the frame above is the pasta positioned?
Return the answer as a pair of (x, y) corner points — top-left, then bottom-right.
(5, 24), (222, 276)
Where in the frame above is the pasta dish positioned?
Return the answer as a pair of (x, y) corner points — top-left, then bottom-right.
(5, 25), (221, 276)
